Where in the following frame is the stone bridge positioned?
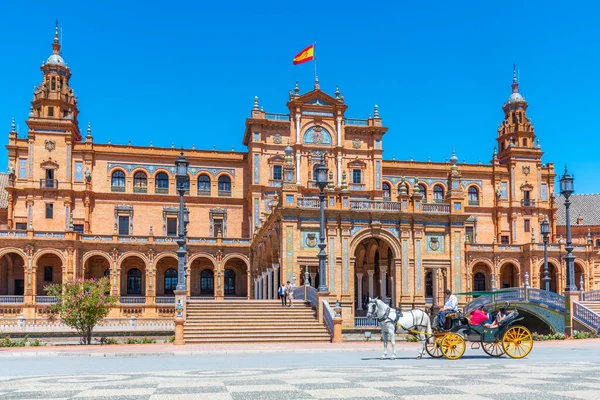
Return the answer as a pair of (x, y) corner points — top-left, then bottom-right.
(464, 288), (600, 334)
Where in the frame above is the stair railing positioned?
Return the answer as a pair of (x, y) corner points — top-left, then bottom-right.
(574, 302), (600, 333)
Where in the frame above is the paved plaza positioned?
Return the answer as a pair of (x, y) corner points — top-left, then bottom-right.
(1, 341), (599, 399)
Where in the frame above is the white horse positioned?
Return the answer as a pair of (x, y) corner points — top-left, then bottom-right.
(366, 298), (433, 360)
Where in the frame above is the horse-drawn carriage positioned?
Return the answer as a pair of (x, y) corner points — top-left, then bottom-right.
(425, 306), (534, 360)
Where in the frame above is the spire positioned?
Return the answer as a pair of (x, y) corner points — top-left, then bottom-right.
(335, 85), (340, 99)
(294, 81), (300, 96)
(512, 63), (518, 94)
(253, 96), (259, 110)
(86, 122), (93, 141)
(52, 20), (61, 55)
(314, 76), (320, 89)
(374, 104), (379, 118)
(10, 117), (15, 133)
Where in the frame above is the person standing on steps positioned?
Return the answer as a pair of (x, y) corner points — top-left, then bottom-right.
(287, 281), (295, 308)
(278, 283), (287, 307)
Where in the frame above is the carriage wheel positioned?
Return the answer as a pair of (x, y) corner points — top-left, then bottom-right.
(425, 334), (444, 358)
(441, 333), (465, 360)
(482, 340), (505, 357)
(502, 326), (533, 359)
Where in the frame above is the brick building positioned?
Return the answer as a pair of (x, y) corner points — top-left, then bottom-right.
(1, 29), (598, 325)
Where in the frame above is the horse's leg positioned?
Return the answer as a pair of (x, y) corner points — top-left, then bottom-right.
(381, 329), (388, 360)
(416, 333), (425, 359)
(390, 328), (396, 360)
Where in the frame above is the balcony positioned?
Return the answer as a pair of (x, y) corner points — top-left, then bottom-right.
(297, 197), (320, 209)
(120, 296), (146, 304)
(218, 190), (232, 197)
(265, 113), (290, 121)
(197, 188), (211, 196)
(155, 187), (169, 195)
(40, 179), (58, 189)
(345, 118), (369, 126)
(521, 199), (536, 207)
(133, 186), (147, 194)
(111, 185), (125, 193)
(422, 203), (450, 213)
(350, 199), (400, 212)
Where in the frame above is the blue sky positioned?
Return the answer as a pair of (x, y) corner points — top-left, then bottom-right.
(1, 1), (599, 193)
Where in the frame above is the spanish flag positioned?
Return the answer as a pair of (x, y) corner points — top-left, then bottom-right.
(293, 44), (315, 65)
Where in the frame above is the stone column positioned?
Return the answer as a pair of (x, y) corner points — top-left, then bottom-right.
(273, 264), (280, 299)
(380, 267), (387, 302)
(310, 272), (317, 288)
(336, 155), (342, 186)
(356, 273), (364, 310)
(389, 276), (395, 306)
(295, 153), (301, 185)
(262, 272), (267, 300)
(367, 270), (375, 298)
(336, 116), (342, 146)
(267, 268), (273, 300)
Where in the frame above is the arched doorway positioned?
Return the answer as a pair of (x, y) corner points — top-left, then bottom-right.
(353, 237), (396, 313)
(189, 256), (215, 298)
(35, 253), (63, 296)
(539, 263), (558, 293)
(574, 263), (584, 291)
(120, 255), (146, 297)
(155, 256), (178, 296)
(499, 263), (519, 289)
(0, 252), (26, 296)
(473, 273), (486, 292)
(471, 262), (492, 292)
(222, 257), (248, 298)
(200, 270), (214, 296)
(84, 255), (111, 281)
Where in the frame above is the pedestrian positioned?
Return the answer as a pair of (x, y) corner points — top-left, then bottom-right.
(287, 281), (295, 308)
(278, 283), (287, 307)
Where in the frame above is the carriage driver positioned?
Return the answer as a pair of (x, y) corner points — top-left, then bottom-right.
(438, 289), (458, 328)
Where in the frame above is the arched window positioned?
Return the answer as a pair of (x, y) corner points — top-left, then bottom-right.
(468, 186), (479, 206)
(473, 272), (486, 292)
(51, 77), (56, 90)
(111, 171), (125, 192)
(224, 269), (236, 295)
(155, 172), (169, 194)
(418, 184), (427, 202)
(127, 268), (142, 295)
(197, 175), (211, 196)
(433, 185), (444, 203)
(133, 172), (147, 193)
(382, 183), (391, 200)
(218, 176), (231, 197)
(200, 269), (214, 295)
(164, 269), (178, 295)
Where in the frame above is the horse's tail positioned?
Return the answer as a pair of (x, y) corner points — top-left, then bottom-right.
(426, 311), (433, 344)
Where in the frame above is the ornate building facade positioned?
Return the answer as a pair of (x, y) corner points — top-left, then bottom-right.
(1, 29), (598, 326)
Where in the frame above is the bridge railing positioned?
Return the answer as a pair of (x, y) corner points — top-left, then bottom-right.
(528, 288), (565, 312)
(355, 316), (379, 328)
(574, 302), (600, 333)
(582, 290), (600, 301)
(322, 300), (335, 337)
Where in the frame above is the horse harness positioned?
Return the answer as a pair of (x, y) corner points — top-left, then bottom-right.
(378, 308), (427, 336)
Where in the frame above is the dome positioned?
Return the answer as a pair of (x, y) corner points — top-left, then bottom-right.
(46, 53), (66, 67)
(507, 92), (526, 104)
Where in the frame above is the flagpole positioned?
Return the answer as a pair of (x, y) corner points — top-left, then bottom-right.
(314, 41), (317, 83)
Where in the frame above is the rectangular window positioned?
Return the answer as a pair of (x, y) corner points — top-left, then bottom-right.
(73, 224), (84, 234)
(44, 266), (53, 282)
(254, 132), (259, 141)
(522, 138), (528, 147)
(15, 222), (27, 230)
(501, 182), (508, 199)
(48, 107), (54, 117)
(167, 218), (178, 236)
(541, 184), (548, 201)
(273, 165), (283, 181)
(524, 219), (530, 232)
(352, 169), (361, 184)
(501, 235), (509, 245)
(118, 216), (130, 235)
(45, 203), (53, 219)
(465, 227), (474, 244)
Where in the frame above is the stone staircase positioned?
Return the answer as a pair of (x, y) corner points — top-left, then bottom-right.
(183, 300), (331, 343)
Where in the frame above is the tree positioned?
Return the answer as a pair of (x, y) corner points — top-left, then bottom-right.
(46, 278), (116, 345)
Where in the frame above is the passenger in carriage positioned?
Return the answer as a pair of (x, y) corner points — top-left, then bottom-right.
(469, 306), (490, 325)
(485, 306), (507, 328)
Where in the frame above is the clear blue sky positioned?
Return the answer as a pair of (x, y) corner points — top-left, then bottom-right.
(1, 1), (599, 193)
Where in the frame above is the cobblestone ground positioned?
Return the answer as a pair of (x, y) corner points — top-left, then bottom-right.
(1, 360), (599, 399)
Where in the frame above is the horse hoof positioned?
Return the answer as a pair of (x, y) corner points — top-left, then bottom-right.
(381, 356), (386, 360)
(416, 355), (423, 360)
(391, 356), (396, 360)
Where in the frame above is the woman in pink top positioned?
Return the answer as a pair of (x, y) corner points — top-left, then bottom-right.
(470, 306), (489, 325)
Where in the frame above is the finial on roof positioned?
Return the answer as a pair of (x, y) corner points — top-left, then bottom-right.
(511, 63), (520, 94)
(294, 81), (300, 96)
(191, 144), (195, 150)
(535, 138), (540, 148)
(52, 20), (61, 54)
(315, 76), (320, 89)
(29, 106), (35, 117)
(86, 122), (91, 137)
(10, 117), (15, 132)
(150, 141), (153, 147)
(128, 140), (131, 146)
(171, 142), (174, 148)
(253, 96), (259, 110)
(213, 145), (216, 150)
(374, 104), (379, 118)
(108, 139), (111, 144)
(450, 149), (458, 165)
(513, 63), (517, 84)
(231, 146), (235, 151)
(335, 85), (340, 99)
(428, 156), (431, 162)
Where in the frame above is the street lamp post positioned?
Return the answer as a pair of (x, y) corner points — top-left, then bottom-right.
(560, 166), (576, 336)
(175, 152), (189, 291)
(315, 155), (329, 292)
(540, 218), (551, 292)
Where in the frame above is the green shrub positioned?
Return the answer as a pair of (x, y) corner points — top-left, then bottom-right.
(531, 332), (543, 341)
(99, 337), (119, 345)
(166, 336), (175, 343)
(0, 335), (40, 347)
(124, 337), (156, 344)
(573, 331), (600, 339)
(532, 331), (566, 341)
(406, 335), (419, 342)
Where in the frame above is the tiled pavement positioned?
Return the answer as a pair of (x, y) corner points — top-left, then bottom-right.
(1, 362), (599, 399)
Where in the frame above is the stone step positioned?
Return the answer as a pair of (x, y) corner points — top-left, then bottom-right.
(184, 332), (331, 339)
(184, 328), (329, 335)
(186, 312), (315, 317)
(184, 337), (330, 343)
(184, 321), (323, 327)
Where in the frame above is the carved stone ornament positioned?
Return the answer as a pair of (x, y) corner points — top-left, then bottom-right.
(44, 140), (56, 152)
(522, 165), (530, 176)
(273, 133), (282, 144)
(305, 233), (317, 248)
(352, 138), (361, 149)
(428, 237), (440, 251)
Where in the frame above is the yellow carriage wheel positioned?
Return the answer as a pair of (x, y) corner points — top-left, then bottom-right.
(482, 340), (505, 357)
(441, 333), (466, 360)
(502, 326), (533, 359)
(425, 334), (445, 358)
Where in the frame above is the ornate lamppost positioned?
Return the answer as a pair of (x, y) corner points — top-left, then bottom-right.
(540, 218), (551, 291)
(560, 166), (576, 336)
(173, 151), (189, 345)
(315, 155), (329, 292)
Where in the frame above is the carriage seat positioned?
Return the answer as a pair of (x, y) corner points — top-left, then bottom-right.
(498, 310), (519, 327)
